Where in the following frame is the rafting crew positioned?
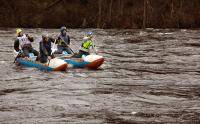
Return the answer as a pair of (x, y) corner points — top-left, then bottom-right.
(72, 31), (96, 58)
(14, 28), (98, 63)
(14, 28), (39, 59)
(39, 33), (55, 63)
(54, 26), (73, 54)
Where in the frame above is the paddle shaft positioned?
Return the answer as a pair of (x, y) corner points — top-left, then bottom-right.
(13, 52), (21, 63)
(47, 39), (57, 66)
(68, 46), (75, 54)
(47, 59), (50, 66)
(62, 40), (75, 54)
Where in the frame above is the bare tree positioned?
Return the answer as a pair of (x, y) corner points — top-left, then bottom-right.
(119, 0), (124, 16)
(143, 0), (147, 29)
(109, 0), (113, 23)
(97, 0), (103, 28)
(171, 0), (174, 18)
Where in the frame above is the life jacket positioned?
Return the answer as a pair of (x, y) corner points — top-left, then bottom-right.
(17, 34), (31, 48)
(80, 40), (93, 52)
(57, 34), (70, 46)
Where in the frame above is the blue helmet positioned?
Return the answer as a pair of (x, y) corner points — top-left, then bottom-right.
(86, 31), (93, 38)
(86, 31), (93, 35)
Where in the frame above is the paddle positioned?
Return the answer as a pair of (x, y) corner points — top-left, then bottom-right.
(47, 39), (57, 66)
(47, 56), (51, 66)
(13, 54), (19, 63)
(68, 46), (75, 54)
(62, 41), (74, 54)
(51, 39), (57, 54)
(92, 45), (98, 55)
(13, 50), (22, 63)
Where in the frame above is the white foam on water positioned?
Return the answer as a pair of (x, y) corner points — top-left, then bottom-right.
(0, 61), (6, 64)
(131, 111), (137, 115)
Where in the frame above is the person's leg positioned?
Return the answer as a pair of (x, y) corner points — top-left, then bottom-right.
(80, 50), (89, 56)
(30, 48), (39, 56)
(56, 45), (64, 54)
(65, 47), (72, 54)
(40, 55), (48, 63)
(71, 52), (80, 58)
(30, 48), (39, 60)
(84, 51), (89, 56)
(72, 50), (87, 58)
(51, 54), (55, 59)
(22, 47), (30, 57)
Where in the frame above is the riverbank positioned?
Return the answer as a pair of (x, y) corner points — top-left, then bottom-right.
(0, 0), (199, 28)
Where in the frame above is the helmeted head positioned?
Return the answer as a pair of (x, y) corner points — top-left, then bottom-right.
(86, 31), (93, 39)
(60, 26), (67, 36)
(16, 28), (23, 36)
(42, 32), (49, 42)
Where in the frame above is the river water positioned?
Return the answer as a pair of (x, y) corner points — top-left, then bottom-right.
(0, 28), (200, 124)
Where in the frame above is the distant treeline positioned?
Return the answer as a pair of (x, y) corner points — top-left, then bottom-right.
(0, 0), (199, 28)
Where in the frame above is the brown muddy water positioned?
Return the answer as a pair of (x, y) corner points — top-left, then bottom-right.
(0, 28), (200, 124)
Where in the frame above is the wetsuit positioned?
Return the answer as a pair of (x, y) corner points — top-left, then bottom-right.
(39, 38), (54, 63)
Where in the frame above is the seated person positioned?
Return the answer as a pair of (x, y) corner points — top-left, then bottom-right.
(54, 26), (73, 54)
(39, 33), (54, 63)
(14, 28), (39, 58)
(72, 31), (96, 58)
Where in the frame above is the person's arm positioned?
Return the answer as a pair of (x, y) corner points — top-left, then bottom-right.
(61, 41), (67, 46)
(90, 41), (97, 54)
(55, 37), (61, 44)
(26, 34), (34, 42)
(14, 39), (20, 52)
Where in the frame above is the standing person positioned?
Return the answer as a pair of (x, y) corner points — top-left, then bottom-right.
(55, 26), (73, 54)
(39, 34), (54, 63)
(73, 31), (96, 58)
(14, 28), (39, 58)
